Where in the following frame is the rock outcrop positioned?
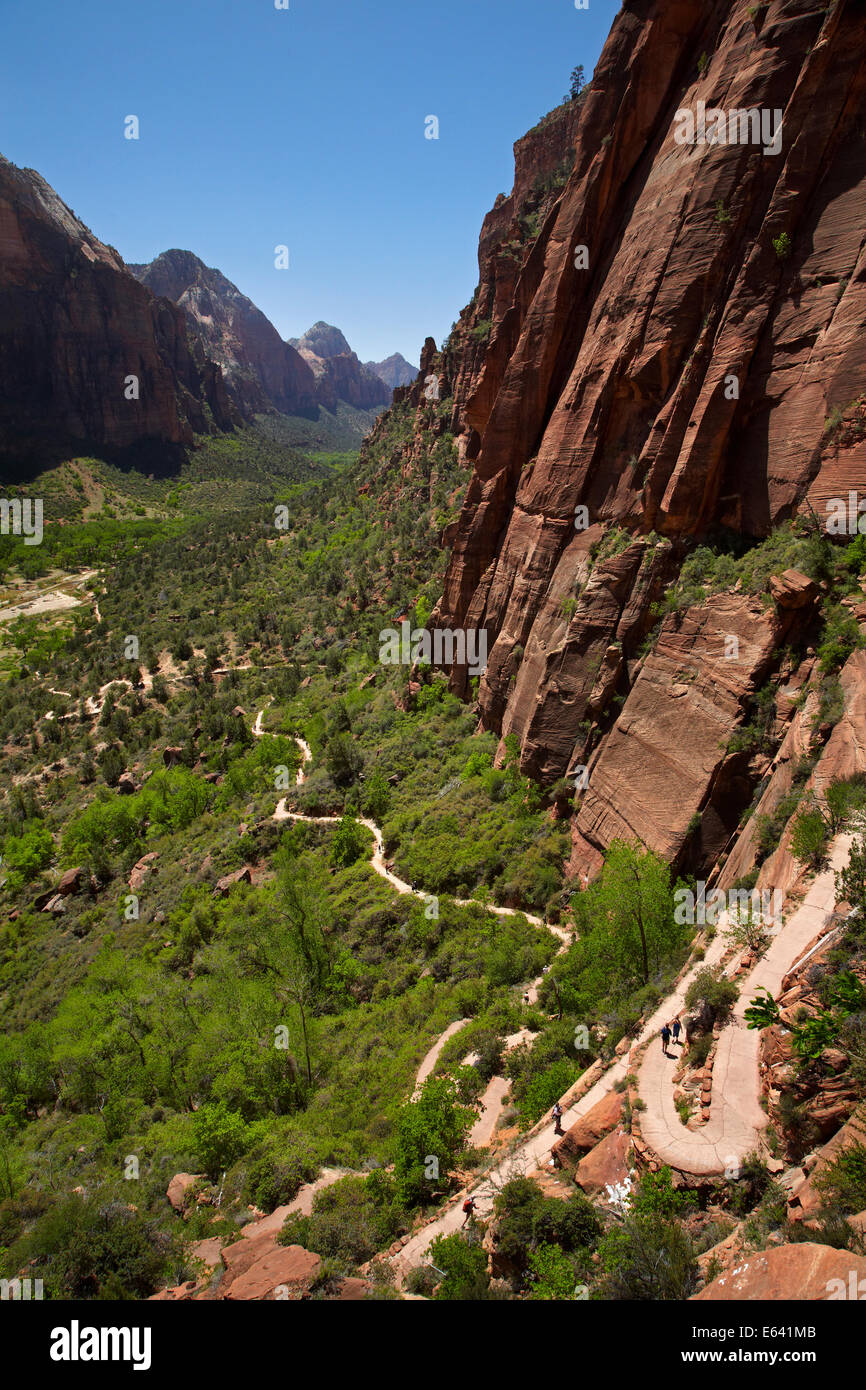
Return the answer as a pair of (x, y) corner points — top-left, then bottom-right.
(129, 249), (318, 418)
(361, 0), (866, 883)
(693, 1242), (866, 1301)
(0, 156), (234, 458)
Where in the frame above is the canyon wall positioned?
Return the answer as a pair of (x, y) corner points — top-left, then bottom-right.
(0, 157), (234, 459)
(365, 0), (866, 879)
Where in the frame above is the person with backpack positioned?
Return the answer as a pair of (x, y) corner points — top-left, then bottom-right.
(461, 1195), (476, 1228)
(672, 1016), (682, 1045)
(552, 1101), (564, 1136)
(661, 1023), (671, 1055)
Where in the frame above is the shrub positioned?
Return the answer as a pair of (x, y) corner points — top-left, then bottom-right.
(772, 232), (792, 260)
(278, 1171), (402, 1267)
(428, 1230), (492, 1299)
(192, 1102), (253, 1179)
(685, 967), (739, 1023)
(14, 1196), (180, 1300)
(598, 1213), (698, 1300)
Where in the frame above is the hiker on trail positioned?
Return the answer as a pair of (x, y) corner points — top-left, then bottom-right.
(552, 1101), (564, 1136)
(661, 1023), (671, 1055)
(462, 1196), (476, 1228)
(672, 1017), (682, 1045)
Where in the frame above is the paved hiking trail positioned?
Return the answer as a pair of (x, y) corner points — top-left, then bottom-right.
(389, 835), (853, 1280)
(270, 733), (572, 1142)
(243, 720), (854, 1281)
(636, 833), (854, 1175)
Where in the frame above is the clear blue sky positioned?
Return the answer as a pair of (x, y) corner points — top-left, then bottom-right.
(0, 0), (619, 364)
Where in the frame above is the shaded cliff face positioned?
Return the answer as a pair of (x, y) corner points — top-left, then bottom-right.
(367, 0), (866, 880)
(292, 321), (392, 411)
(129, 250), (318, 418)
(0, 158), (234, 459)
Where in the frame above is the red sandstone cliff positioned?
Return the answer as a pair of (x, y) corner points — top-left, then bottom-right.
(0, 156), (234, 458)
(362, 0), (866, 880)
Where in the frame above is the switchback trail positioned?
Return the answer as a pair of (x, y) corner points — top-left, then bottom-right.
(389, 836), (853, 1281)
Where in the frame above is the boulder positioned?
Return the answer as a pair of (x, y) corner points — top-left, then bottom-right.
(213, 866), (253, 897)
(166, 1172), (202, 1212)
(552, 1089), (625, 1162)
(129, 852), (159, 892)
(768, 570), (819, 609)
(117, 772), (136, 795)
(693, 1243), (866, 1301)
(218, 1234), (320, 1300)
(57, 866), (87, 896)
(575, 1126), (632, 1197)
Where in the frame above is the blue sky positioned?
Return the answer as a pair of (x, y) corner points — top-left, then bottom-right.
(0, 0), (619, 364)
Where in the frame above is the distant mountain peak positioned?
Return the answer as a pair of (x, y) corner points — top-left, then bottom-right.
(291, 322), (353, 359)
(364, 352), (419, 390)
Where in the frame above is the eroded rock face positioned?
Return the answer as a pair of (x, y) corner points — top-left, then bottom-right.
(570, 590), (806, 877)
(395, 0), (866, 812)
(0, 157), (234, 456)
(130, 250), (318, 417)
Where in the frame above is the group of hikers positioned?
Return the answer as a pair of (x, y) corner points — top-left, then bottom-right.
(661, 1016), (683, 1054)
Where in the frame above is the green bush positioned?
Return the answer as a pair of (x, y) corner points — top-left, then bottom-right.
(684, 967), (739, 1023)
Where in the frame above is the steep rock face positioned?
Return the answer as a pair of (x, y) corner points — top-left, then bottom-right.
(0, 157), (233, 456)
(569, 587), (815, 878)
(129, 249), (318, 418)
(356, 0), (866, 876)
(292, 321), (391, 410)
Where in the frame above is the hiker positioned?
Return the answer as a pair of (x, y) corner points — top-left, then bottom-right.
(672, 1016), (682, 1045)
(661, 1023), (671, 1055)
(552, 1101), (564, 1136)
(461, 1195), (476, 1228)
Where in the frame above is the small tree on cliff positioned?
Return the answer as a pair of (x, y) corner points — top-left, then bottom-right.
(569, 65), (586, 99)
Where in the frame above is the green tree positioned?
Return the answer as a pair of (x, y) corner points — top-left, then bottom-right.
(361, 768), (391, 822)
(573, 840), (683, 990)
(192, 1101), (252, 1178)
(331, 814), (366, 868)
(527, 1242), (578, 1300)
(393, 1076), (474, 1207)
(428, 1231), (490, 1299)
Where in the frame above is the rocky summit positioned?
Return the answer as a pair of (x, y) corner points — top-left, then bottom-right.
(1, 0), (866, 1349)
